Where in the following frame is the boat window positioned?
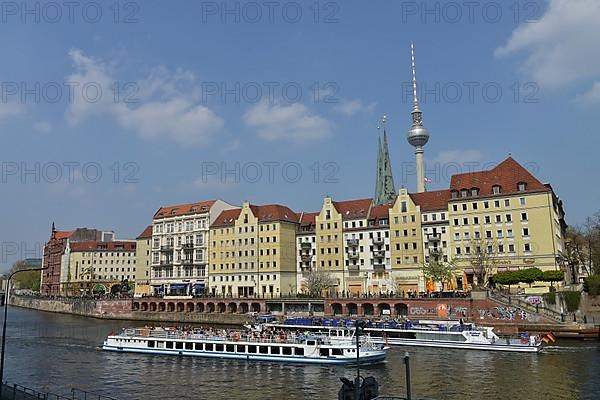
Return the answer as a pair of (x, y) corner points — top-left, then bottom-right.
(185, 342), (193, 350)
(157, 341), (165, 348)
(320, 348), (329, 357)
(332, 348), (343, 356)
(226, 344), (235, 353)
(271, 347), (280, 355)
(147, 341), (155, 348)
(248, 345), (257, 354)
(295, 348), (304, 356)
(175, 342), (183, 350)
(194, 343), (203, 351)
(166, 341), (173, 349)
(282, 347), (292, 355)
(259, 346), (269, 354)
(205, 343), (213, 351)
(237, 345), (246, 353)
(216, 344), (224, 352)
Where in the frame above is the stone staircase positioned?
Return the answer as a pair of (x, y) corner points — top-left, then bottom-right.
(488, 292), (565, 324)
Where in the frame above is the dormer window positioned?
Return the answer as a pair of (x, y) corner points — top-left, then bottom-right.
(492, 185), (501, 195)
(450, 190), (458, 199)
(517, 182), (527, 192)
(471, 188), (479, 196)
(460, 189), (468, 198)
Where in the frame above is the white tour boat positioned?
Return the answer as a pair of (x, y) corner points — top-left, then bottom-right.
(102, 327), (387, 365)
(264, 318), (544, 353)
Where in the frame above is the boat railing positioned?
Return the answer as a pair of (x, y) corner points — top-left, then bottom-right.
(114, 329), (347, 346)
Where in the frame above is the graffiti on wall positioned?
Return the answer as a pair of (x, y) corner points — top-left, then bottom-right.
(478, 307), (528, 321)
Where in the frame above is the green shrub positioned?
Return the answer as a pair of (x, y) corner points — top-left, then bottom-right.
(583, 275), (600, 296)
(561, 291), (581, 313)
(543, 292), (556, 305)
(541, 270), (564, 284)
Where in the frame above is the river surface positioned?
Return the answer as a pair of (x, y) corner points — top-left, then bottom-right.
(2, 307), (599, 400)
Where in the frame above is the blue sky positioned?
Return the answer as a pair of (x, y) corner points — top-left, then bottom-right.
(1, 0), (598, 270)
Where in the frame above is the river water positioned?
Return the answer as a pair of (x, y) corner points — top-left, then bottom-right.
(2, 307), (599, 400)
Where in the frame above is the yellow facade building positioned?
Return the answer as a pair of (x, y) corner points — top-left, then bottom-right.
(134, 225), (152, 296)
(209, 201), (299, 297)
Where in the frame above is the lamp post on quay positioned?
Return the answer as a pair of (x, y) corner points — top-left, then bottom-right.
(0, 266), (46, 384)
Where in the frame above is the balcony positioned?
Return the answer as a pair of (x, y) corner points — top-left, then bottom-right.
(372, 237), (384, 245)
(182, 259), (194, 266)
(348, 264), (360, 272)
(348, 253), (359, 260)
(373, 263), (386, 272)
(300, 254), (313, 262)
(426, 233), (441, 242)
(182, 243), (194, 249)
(160, 245), (174, 252)
(372, 250), (386, 258)
(347, 239), (359, 247)
(158, 261), (173, 267)
(300, 242), (312, 249)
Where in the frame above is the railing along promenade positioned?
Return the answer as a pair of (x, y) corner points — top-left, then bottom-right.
(0, 383), (117, 400)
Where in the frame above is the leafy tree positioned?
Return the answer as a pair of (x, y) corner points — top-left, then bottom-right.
(467, 238), (501, 288)
(540, 270), (564, 288)
(583, 275), (600, 296)
(493, 271), (521, 290)
(303, 269), (336, 298)
(422, 249), (455, 291)
(4, 260), (42, 291)
(516, 268), (543, 287)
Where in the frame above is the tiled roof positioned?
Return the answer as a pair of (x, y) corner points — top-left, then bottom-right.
(249, 204), (300, 223)
(154, 200), (217, 219)
(449, 157), (547, 197)
(70, 241), (136, 252)
(332, 198), (373, 220)
(212, 204), (300, 227)
(299, 212), (319, 226)
(212, 208), (242, 227)
(137, 225), (152, 239)
(410, 190), (452, 211)
(369, 204), (392, 219)
(55, 231), (73, 240)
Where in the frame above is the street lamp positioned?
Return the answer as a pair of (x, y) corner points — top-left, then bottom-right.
(0, 266), (46, 384)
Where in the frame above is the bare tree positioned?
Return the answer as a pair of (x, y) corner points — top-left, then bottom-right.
(303, 269), (336, 298)
(423, 248), (455, 291)
(467, 238), (500, 288)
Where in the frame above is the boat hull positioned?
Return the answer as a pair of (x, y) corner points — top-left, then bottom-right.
(369, 338), (542, 353)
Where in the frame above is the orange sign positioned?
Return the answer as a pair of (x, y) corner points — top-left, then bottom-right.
(437, 303), (448, 318)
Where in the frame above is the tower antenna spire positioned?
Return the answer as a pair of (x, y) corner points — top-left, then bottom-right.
(407, 41), (430, 193)
(411, 42), (420, 112)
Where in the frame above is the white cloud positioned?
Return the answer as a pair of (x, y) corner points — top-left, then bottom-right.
(0, 103), (24, 122)
(495, 0), (600, 91)
(431, 149), (483, 165)
(243, 101), (332, 143)
(333, 98), (376, 116)
(575, 81), (600, 104)
(32, 121), (52, 134)
(65, 49), (223, 146)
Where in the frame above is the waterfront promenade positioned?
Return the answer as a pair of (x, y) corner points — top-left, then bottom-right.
(8, 293), (599, 339)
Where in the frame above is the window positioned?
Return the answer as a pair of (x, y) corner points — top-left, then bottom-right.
(492, 185), (501, 195)
(454, 232), (460, 241)
(463, 217), (468, 225)
(508, 244), (515, 253)
(494, 200), (500, 208)
(473, 217), (479, 224)
(471, 188), (479, 196)
(455, 247), (461, 255)
(473, 203), (478, 210)
(495, 215), (502, 223)
(523, 227), (530, 236)
(453, 219), (459, 226)
(462, 204), (467, 211)
(485, 216), (491, 224)
(484, 201), (489, 209)
(521, 212), (528, 221)
(519, 197), (526, 206)
(504, 199), (510, 207)
(506, 214), (512, 223)
(451, 190), (458, 199)
(518, 182), (527, 192)
(497, 230), (503, 238)
(461, 189), (468, 198)
(524, 243), (531, 252)
(453, 204), (458, 212)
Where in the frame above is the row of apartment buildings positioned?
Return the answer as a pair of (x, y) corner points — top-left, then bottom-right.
(40, 157), (567, 297)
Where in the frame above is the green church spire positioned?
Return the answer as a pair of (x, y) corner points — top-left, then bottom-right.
(374, 115), (397, 205)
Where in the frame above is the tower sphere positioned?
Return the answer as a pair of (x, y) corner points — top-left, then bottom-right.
(407, 120), (429, 147)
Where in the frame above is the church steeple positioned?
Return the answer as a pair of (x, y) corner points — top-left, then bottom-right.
(374, 115), (396, 205)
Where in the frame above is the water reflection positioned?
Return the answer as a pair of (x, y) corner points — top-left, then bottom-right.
(3, 308), (599, 400)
